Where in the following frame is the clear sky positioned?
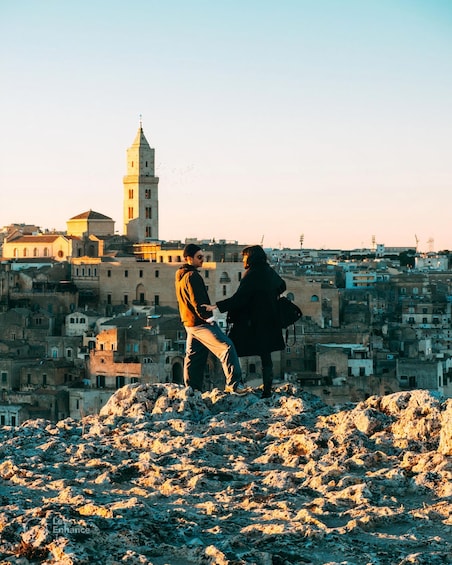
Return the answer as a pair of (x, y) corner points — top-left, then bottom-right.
(1, 0), (451, 251)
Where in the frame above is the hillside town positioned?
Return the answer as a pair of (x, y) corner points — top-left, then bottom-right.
(1, 125), (451, 426)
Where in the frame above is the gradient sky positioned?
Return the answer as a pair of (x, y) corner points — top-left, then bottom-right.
(1, 0), (451, 251)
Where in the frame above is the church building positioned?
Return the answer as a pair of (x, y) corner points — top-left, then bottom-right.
(123, 123), (159, 242)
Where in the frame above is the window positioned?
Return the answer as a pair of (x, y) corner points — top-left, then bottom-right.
(1, 372), (7, 383)
(43, 374), (47, 386)
(155, 270), (159, 278)
(311, 295), (319, 302)
(223, 285), (227, 296)
(129, 189), (133, 199)
(139, 270), (143, 278)
(125, 270), (128, 277)
(66, 348), (72, 358)
(145, 189), (151, 199)
(33, 248), (38, 257)
(107, 294), (112, 304)
(128, 207), (134, 219)
(23, 248), (27, 257)
(146, 226), (152, 238)
(205, 270), (209, 278)
(124, 295), (129, 305)
(154, 295), (160, 306)
(145, 207), (152, 219)
(107, 270), (111, 277)
(27, 374), (31, 385)
(97, 375), (105, 388)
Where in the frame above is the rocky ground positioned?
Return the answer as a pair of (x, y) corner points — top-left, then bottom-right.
(0, 383), (451, 565)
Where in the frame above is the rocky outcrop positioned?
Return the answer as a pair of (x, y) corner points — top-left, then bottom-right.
(0, 384), (451, 564)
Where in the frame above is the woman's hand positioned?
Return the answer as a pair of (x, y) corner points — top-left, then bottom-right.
(203, 304), (217, 312)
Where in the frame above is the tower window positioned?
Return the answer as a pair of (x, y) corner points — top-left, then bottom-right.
(146, 226), (152, 238)
(129, 189), (134, 199)
(145, 207), (152, 219)
(128, 207), (134, 219)
(145, 189), (151, 199)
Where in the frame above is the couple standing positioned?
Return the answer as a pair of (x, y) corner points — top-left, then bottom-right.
(175, 243), (286, 398)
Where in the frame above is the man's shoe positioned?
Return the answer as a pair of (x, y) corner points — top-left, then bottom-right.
(225, 382), (250, 396)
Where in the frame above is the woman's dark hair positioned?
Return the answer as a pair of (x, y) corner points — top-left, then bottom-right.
(242, 245), (267, 267)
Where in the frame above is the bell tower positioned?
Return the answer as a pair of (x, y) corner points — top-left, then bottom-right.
(123, 122), (159, 242)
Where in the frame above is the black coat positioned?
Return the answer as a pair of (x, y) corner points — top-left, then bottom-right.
(216, 263), (286, 357)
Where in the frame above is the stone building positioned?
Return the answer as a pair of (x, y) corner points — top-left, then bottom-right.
(123, 124), (159, 242)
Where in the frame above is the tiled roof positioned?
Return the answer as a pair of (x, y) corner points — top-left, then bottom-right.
(69, 210), (113, 221)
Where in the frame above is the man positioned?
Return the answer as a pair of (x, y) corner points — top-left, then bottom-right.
(175, 243), (247, 394)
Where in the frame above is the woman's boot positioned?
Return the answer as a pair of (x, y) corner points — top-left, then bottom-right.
(262, 366), (273, 398)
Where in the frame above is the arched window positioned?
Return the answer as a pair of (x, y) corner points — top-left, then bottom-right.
(33, 248), (38, 257)
(311, 295), (319, 302)
(220, 272), (231, 283)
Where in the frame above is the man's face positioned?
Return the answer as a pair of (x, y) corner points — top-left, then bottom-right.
(188, 251), (204, 267)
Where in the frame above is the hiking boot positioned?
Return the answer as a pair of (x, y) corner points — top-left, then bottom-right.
(225, 382), (251, 396)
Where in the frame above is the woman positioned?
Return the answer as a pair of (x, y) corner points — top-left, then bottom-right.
(205, 245), (286, 398)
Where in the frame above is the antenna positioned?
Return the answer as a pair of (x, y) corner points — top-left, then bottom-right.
(260, 235), (264, 246)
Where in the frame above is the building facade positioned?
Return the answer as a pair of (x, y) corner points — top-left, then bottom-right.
(123, 124), (159, 242)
